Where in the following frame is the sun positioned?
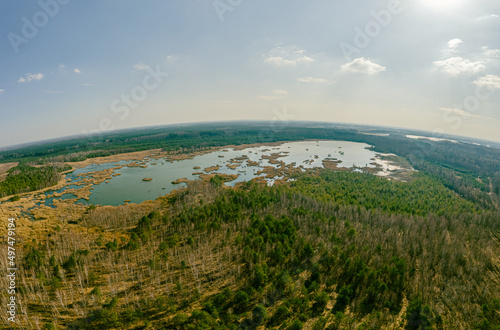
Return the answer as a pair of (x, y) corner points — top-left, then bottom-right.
(419, 0), (465, 10)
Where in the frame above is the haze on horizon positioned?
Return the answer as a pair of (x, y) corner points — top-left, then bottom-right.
(0, 0), (499, 148)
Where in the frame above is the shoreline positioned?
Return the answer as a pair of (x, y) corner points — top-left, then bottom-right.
(0, 140), (415, 232)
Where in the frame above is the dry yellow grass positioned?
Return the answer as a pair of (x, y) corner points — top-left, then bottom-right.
(0, 162), (18, 182)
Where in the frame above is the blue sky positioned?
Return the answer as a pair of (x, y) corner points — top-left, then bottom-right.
(0, 0), (499, 148)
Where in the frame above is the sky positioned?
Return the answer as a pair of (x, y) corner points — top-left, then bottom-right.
(0, 0), (499, 148)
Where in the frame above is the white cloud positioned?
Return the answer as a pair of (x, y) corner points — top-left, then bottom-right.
(438, 107), (499, 121)
(340, 57), (386, 75)
(258, 89), (289, 101)
(272, 89), (288, 96)
(133, 62), (150, 71)
(296, 77), (330, 84)
(473, 74), (500, 91)
(482, 47), (500, 59)
(438, 107), (474, 118)
(264, 45), (314, 67)
(434, 42), (498, 76)
(58, 64), (66, 72)
(433, 57), (485, 76)
(74, 68), (81, 74)
(0, 89), (5, 94)
(447, 39), (463, 51)
(18, 73), (44, 83)
(265, 55), (314, 66)
(167, 55), (180, 63)
(475, 14), (499, 21)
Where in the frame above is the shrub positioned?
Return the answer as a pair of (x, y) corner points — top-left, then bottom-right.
(233, 290), (249, 313)
(43, 322), (56, 330)
(252, 305), (267, 325)
(90, 287), (102, 297)
(24, 246), (44, 270)
(62, 254), (77, 272)
(312, 291), (329, 315)
(288, 320), (303, 330)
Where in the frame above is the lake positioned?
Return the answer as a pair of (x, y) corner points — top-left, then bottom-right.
(47, 140), (397, 206)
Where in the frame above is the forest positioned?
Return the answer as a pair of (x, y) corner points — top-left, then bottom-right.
(1, 123), (499, 329)
(0, 163), (71, 198)
(2, 169), (499, 329)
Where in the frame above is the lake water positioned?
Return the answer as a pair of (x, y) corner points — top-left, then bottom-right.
(49, 140), (392, 206)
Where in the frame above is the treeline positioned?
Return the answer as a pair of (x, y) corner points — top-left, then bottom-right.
(6, 172), (499, 329)
(0, 163), (71, 197)
(0, 124), (330, 163)
(1, 123), (499, 208)
(364, 135), (500, 209)
(291, 170), (482, 216)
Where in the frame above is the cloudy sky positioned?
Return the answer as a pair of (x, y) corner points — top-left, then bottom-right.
(0, 0), (499, 148)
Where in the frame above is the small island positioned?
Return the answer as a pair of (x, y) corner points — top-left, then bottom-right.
(172, 178), (189, 184)
(142, 177), (153, 182)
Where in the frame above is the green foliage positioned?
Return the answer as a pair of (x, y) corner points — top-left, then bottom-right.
(405, 299), (437, 329)
(24, 245), (44, 270)
(10, 125), (500, 329)
(210, 175), (224, 187)
(49, 255), (57, 267)
(105, 297), (118, 309)
(251, 263), (268, 290)
(167, 233), (180, 247)
(252, 305), (267, 325)
(333, 285), (353, 312)
(269, 305), (291, 327)
(172, 313), (188, 327)
(95, 234), (104, 247)
(301, 242), (314, 260)
(480, 299), (500, 327)
(43, 322), (56, 330)
(87, 272), (98, 287)
(292, 170), (480, 216)
(126, 232), (140, 250)
(62, 253), (78, 272)
(153, 179), (499, 328)
(233, 290), (249, 313)
(312, 291), (329, 315)
(187, 309), (218, 329)
(0, 163), (69, 197)
(50, 277), (62, 291)
(105, 239), (119, 251)
(121, 307), (143, 326)
(90, 287), (102, 297)
(312, 317), (327, 330)
(288, 319), (304, 330)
